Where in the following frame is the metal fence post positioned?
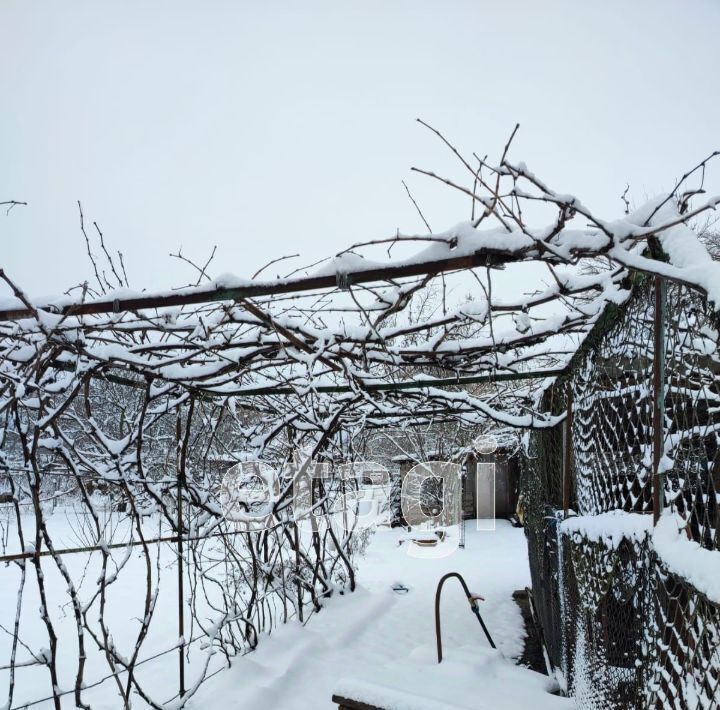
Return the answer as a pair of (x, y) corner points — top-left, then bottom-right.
(563, 383), (573, 518)
(653, 275), (666, 524)
(176, 411), (186, 698)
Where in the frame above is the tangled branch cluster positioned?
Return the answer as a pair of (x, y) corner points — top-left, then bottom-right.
(0, 125), (718, 707)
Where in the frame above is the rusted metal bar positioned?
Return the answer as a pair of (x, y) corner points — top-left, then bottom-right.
(0, 528), (244, 563)
(270, 368), (566, 394)
(216, 368), (568, 398)
(0, 532), (179, 562)
(563, 383), (574, 518)
(652, 275), (666, 524)
(0, 249), (526, 322)
(47, 362), (567, 398)
(176, 405), (190, 698)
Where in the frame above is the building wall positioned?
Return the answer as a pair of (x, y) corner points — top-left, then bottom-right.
(398, 452), (519, 521)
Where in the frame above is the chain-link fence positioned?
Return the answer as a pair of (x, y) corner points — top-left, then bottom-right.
(521, 271), (720, 709)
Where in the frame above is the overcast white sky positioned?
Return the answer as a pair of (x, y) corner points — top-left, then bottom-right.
(2, 0), (719, 299)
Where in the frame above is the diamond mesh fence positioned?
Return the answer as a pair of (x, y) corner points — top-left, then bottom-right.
(521, 272), (720, 709)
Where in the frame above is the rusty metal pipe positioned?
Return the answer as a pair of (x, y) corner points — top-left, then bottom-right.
(435, 571), (495, 663)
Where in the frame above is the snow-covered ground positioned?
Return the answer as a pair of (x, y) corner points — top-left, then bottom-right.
(190, 521), (571, 710)
(0, 512), (570, 709)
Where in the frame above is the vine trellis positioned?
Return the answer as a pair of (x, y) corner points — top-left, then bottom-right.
(1, 126), (719, 708)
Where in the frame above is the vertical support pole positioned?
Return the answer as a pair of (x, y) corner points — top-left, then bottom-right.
(563, 383), (573, 518)
(176, 412), (186, 698)
(294, 522), (304, 623)
(340, 475), (348, 546)
(459, 460), (466, 549)
(289, 444), (304, 623)
(653, 275), (666, 524)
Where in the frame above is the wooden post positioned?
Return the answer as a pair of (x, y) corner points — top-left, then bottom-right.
(653, 275), (666, 524)
(563, 384), (573, 518)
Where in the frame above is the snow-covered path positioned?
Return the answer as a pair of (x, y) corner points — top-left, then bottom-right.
(192, 521), (571, 709)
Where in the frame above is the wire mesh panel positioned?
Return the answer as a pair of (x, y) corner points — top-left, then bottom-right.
(571, 279), (655, 516)
(523, 272), (720, 710)
(561, 528), (653, 708)
(662, 283), (720, 549)
(520, 428), (567, 677)
(646, 563), (720, 709)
